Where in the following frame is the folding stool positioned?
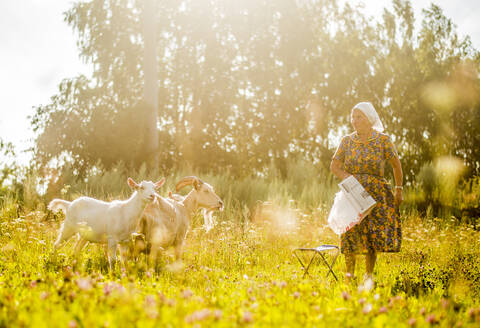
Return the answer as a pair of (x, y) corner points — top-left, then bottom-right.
(293, 245), (340, 281)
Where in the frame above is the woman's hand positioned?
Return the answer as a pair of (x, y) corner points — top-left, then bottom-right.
(389, 155), (404, 206)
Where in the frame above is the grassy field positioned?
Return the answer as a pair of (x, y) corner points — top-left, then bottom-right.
(0, 164), (479, 327)
(1, 195), (480, 327)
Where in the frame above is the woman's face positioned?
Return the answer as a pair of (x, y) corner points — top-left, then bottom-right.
(351, 109), (372, 133)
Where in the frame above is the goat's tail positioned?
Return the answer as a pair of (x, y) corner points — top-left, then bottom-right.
(48, 199), (71, 214)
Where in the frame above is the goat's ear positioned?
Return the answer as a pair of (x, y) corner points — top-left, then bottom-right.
(193, 178), (202, 190)
(155, 178), (166, 189)
(127, 177), (139, 190)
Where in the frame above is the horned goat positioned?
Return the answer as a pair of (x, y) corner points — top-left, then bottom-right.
(48, 177), (165, 269)
(168, 191), (216, 232)
(138, 176), (223, 261)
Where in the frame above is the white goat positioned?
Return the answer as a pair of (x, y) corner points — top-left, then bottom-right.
(138, 176), (223, 261)
(48, 177), (165, 269)
(168, 191), (216, 232)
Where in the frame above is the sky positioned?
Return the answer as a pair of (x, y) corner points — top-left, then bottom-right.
(1, 0), (479, 166)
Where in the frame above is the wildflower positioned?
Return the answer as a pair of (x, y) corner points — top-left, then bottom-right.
(358, 276), (374, 292)
(242, 311), (254, 323)
(63, 266), (74, 281)
(362, 303), (372, 314)
(358, 298), (366, 305)
(341, 291), (351, 301)
(293, 291), (300, 299)
(419, 307), (426, 315)
(440, 298), (449, 309)
(68, 291), (76, 301)
(145, 294), (156, 307)
(182, 289), (194, 299)
(40, 292), (49, 300)
(185, 309), (211, 323)
(407, 318), (417, 326)
(279, 281), (287, 288)
(76, 278), (93, 291)
(103, 283), (113, 296)
(312, 291), (318, 297)
(146, 308), (158, 319)
(68, 320), (77, 328)
(378, 306), (388, 314)
(243, 274), (249, 280)
(213, 309), (223, 320)
(425, 314), (438, 324)
(157, 292), (167, 303)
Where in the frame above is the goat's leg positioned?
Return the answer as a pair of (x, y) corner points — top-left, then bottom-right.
(118, 244), (129, 270)
(53, 222), (76, 252)
(174, 243), (183, 261)
(202, 209), (215, 232)
(107, 238), (118, 271)
(73, 237), (88, 257)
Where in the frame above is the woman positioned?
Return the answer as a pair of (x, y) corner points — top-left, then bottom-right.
(330, 102), (403, 284)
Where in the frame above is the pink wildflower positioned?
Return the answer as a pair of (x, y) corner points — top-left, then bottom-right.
(103, 283), (113, 296)
(76, 278), (92, 291)
(185, 309), (211, 323)
(213, 309), (223, 320)
(182, 289), (194, 299)
(440, 298), (449, 309)
(242, 311), (254, 323)
(341, 291), (351, 301)
(425, 314), (438, 325)
(362, 303), (373, 314)
(145, 294), (156, 307)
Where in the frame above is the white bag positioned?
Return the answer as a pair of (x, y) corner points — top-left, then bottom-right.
(327, 190), (362, 235)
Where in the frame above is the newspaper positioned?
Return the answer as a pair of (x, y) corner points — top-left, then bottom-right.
(338, 175), (377, 219)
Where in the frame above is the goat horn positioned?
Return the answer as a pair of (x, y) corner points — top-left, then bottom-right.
(175, 176), (199, 192)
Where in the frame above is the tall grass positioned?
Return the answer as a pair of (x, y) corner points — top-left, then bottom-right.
(1, 161), (479, 326)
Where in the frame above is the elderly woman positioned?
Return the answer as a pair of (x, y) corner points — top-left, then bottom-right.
(330, 102), (403, 284)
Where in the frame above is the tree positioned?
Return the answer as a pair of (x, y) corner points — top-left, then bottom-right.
(31, 0), (480, 181)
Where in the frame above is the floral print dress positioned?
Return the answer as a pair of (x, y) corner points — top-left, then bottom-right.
(333, 131), (401, 254)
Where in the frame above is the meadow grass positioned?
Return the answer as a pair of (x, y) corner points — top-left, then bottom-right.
(1, 167), (479, 327)
(1, 200), (479, 327)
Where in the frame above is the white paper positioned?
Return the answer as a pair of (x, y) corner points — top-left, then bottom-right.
(327, 176), (377, 235)
(338, 175), (376, 214)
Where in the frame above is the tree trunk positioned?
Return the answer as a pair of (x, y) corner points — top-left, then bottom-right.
(143, 0), (158, 166)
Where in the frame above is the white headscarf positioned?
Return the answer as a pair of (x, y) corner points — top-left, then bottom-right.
(352, 102), (384, 132)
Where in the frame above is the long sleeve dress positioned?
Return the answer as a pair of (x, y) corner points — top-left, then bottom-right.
(332, 131), (401, 254)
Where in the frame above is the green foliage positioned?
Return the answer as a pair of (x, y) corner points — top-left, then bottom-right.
(30, 0), (480, 180)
